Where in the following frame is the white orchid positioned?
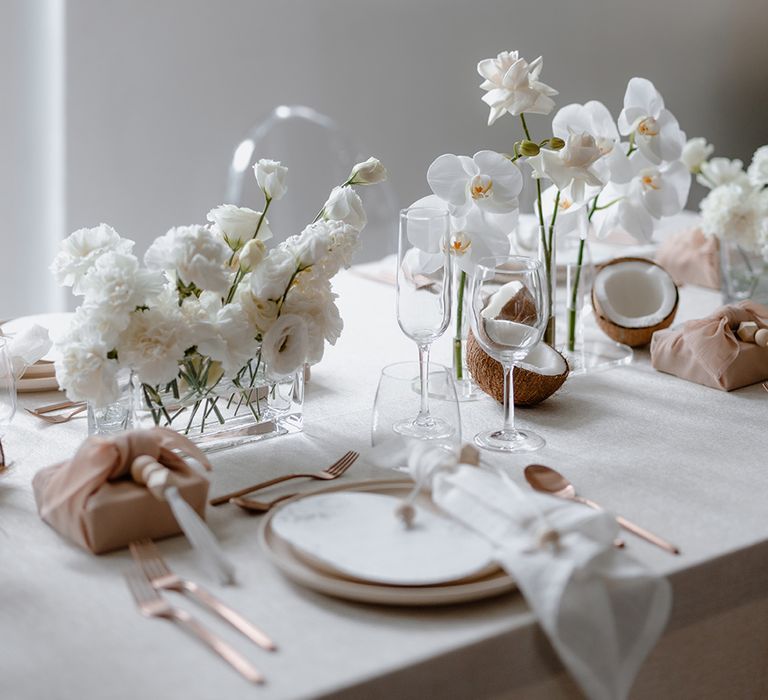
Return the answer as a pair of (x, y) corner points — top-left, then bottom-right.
(528, 130), (606, 203)
(144, 225), (232, 294)
(536, 184), (589, 239)
(206, 204), (272, 247)
(747, 145), (768, 188)
(594, 154), (691, 242)
(697, 157), (749, 189)
(477, 51), (558, 125)
(681, 137), (714, 173)
(427, 150), (523, 217)
(617, 78), (685, 165)
(322, 185), (367, 230)
(253, 159), (288, 201)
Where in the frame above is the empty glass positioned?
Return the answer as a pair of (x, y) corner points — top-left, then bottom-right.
(396, 207), (452, 439)
(468, 256), (547, 452)
(372, 362), (460, 454)
(0, 338), (17, 467)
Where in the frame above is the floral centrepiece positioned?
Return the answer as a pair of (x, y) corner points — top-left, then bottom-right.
(51, 157), (387, 445)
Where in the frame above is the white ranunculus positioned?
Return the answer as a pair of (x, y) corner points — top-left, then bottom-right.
(250, 247), (297, 300)
(144, 225), (231, 294)
(254, 159), (288, 201)
(322, 185), (367, 230)
(348, 157), (388, 185)
(78, 251), (163, 317)
(50, 223), (133, 294)
(206, 204), (272, 246)
(681, 137), (714, 173)
(477, 51), (558, 125)
(697, 157), (749, 189)
(528, 131), (605, 203)
(239, 238), (267, 270)
(747, 145), (768, 188)
(700, 183), (767, 251)
(428, 150), (523, 217)
(54, 342), (119, 407)
(617, 78), (685, 165)
(117, 307), (189, 386)
(594, 153), (691, 242)
(260, 313), (309, 377)
(195, 302), (260, 376)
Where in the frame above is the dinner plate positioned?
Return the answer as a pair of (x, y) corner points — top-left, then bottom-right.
(16, 375), (61, 393)
(259, 479), (516, 606)
(21, 361), (56, 379)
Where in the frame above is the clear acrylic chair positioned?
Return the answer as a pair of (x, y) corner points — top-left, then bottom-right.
(226, 105), (398, 262)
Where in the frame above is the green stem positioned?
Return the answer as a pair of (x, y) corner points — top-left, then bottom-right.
(519, 113), (532, 141)
(453, 270), (466, 380)
(567, 238), (586, 353)
(224, 198), (272, 304)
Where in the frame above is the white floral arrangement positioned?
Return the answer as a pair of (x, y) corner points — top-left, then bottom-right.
(683, 139), (768, 259)
(50, 157), (387, 411)
(422, 49), (691, 351)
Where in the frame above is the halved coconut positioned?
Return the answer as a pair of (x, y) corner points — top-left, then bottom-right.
(592, 257), (678, 347)
(466, 331), (569, 406)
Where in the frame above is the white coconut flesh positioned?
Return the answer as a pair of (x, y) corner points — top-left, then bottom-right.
(518, 343), (567, 377)
(594, 261), (676, 329)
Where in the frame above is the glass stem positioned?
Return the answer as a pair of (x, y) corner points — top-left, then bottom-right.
(417, 343), (431, 422)
(453, 270), (466, 381)
(502, 362), (515, 434)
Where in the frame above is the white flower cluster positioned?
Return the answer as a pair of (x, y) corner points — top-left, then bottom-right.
(50, 157), (386, 406)
(692, 143), (768, 256)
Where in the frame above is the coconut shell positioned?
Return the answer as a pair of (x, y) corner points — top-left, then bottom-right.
(591, 257), (679, 347)
(498, 286), (537, 325)
(466, 331), (569, 407)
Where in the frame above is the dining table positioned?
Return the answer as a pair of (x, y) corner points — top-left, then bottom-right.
(2, 227), (767, 699)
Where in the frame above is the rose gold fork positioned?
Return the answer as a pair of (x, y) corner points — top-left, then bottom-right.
(130, 540), (275, 651)
(124, 567), (264, 684)
(210, 450), (359, 506)
(25, 404), (87, 424)
(230, 491), (304, 513)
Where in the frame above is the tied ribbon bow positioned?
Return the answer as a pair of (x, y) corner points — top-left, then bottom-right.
(33, 428), (211, 552)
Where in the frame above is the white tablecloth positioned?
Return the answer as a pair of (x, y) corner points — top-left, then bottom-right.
(2, 256), (768, 699)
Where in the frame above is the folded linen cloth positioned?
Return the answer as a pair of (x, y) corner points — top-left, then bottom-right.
(33, 428), (211, 553)
(655, 227), (720, 289)
(1, 323), (52, 377)
(373, 442), (672, 700)
(651, 300), (768, 390)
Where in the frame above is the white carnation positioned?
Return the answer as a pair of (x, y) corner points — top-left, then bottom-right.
(206, 204), (272, 246)
(747, 145), (768, 188)
(322, 186), (367, 230)
(254, 159), (288, 201)
(50, 223), (133, 293)
(144, 225), (231, 294)
(54, 338), (119, 407)
(284, 219), (360, 278)
(681, 137), (714, 173)
(117, 307), (189, 386)
(697, 157), (749, 189)
(195, 302), (260, 377)
(260, 313), (308, 377)
(700, 183), (767, 251)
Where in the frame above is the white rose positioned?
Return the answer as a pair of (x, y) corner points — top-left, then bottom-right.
(348, 157), (387, 185)
(50, 223), (133, 294)
(697, 157), (749, 189)
(250, 248), (297, 300)
(254, 159), (288, 201)
(144, 225), (231, 294)
(260, 313), (308, 377)
(206, 204), (272, 246)
(239, 238), (267, 270)
(322, 185), (367, 230)
(681, 137), (714, 173)
(748, 145), (768, 188)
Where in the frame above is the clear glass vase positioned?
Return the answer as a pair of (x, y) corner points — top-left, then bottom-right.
(449, 266), (484, 401)
(87, 370), (134, 436)
(537, 224), (556, 346)
(719, 238), (768, 305)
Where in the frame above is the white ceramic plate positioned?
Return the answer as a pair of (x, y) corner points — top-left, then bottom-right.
(260, 479), (516, 607)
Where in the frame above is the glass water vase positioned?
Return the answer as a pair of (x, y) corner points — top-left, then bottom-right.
(719, 238), (768, 306)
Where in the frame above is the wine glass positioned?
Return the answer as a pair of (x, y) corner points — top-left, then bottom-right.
(468, 256), (547, 452)
(0, 337), (17, 467)
(395, 207), (452, 439)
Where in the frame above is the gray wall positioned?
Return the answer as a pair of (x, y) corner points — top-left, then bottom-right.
(3, 0), (768, 315)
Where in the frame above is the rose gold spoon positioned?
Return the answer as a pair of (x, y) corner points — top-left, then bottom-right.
(524, 464), (680, 555)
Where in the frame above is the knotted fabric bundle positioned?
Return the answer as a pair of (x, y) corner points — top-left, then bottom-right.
(655, 227), (720, 289)
(651, 300), (768, 390)
(33, 428), (211, 554)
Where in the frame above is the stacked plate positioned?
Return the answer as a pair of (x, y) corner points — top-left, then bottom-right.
(259, 479), (516, 606)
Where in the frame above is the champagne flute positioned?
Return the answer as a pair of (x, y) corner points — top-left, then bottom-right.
(0, 338), (17, 467)
(469, 256), (547, 452)
(395, 207), (452, 439)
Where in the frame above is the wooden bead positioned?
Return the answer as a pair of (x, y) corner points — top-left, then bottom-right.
(737, 321), (758, 343)
(755, 328), (768, 348)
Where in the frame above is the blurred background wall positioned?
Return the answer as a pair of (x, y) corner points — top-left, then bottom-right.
(2, 0), (767, 316)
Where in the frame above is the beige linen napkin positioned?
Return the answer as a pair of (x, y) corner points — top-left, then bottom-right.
(33, 428), (211, 553)
(655, 227), (720, 289)
(650, 300), (768, 390)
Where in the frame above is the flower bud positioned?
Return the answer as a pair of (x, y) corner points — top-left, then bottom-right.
(520, 140), (540, 157)
(348, 157), (387, 185)
(550, 137), (566, 151)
